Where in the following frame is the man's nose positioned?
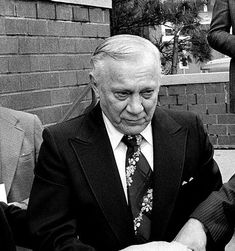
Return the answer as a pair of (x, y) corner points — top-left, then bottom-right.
(126, 96), (144, 114)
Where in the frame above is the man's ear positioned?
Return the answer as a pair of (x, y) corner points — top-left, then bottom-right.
(89, 73), (99, 96)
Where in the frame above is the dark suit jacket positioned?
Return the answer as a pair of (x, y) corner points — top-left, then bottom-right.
(0, 202), (33, 251)
(207, 0), (235, 110)
(0, 202), (16, 251)
(192, 174), (235, 249)
(28, 104), (222, 251)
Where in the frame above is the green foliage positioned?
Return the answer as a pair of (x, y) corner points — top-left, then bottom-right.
(111, 0), (212, 74)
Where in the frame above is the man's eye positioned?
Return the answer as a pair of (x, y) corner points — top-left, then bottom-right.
(115, 92), (129, 100)
(141, 90), (154, 99)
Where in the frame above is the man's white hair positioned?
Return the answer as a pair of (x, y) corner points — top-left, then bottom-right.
(90, 34), (161, 83)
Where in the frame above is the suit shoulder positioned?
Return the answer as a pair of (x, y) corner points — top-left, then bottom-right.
(0, 107), (40, 124)
(46, 113), (86, 137)
(159, 107), (200, 124)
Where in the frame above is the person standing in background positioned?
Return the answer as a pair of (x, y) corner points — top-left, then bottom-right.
(207, 0), (235, 112)
(0, 106), (43, 251)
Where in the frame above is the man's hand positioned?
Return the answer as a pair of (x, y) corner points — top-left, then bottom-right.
(174, 218), (207, 251)
(120, 241), (191, 251)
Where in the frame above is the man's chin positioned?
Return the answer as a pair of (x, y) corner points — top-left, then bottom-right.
(118, 123), (148, 135)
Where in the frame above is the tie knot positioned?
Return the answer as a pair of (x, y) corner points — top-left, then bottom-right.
(122, 134), (142, 147)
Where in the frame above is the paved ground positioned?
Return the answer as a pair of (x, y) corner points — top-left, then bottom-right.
(213, 150), (235, 251)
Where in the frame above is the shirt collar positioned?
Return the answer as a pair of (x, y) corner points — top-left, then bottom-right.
(102, 112), (153, 149)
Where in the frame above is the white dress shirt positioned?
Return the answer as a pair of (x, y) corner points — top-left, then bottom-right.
(102, 113), (153, 201)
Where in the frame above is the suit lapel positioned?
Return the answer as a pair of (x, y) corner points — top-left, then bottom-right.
(151, 108), (188, 239)
(70, 105), (134, 246)
(0, 115), (24, 196)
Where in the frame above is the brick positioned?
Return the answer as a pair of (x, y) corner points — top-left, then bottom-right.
(0, 95), (10, 108)
(158, 86), (167, 96)
(41, 72), (59, 89)
(19, 37), (40, 54)
(28, 19), (48, 36)
(9, 55), (31, 73)
(76, 38), (93, 53)
(201, 114), (217, 124)
(97, 24), (110, 38)
(77, 70), (90, 85)
(59, 38), (76, 53)
(43, 106), (62, 124)
(218, 114), (235, 124)
(80, 54), (91, 69)
(89, 8), (104, 23)
(168, 85), (186, 95)
(0, 18), (5, 34)
(56, 4), (72, 21)
(73, 6), (89, 22)
(2, 93), (22, 110)
(39, 37), (59, 54)
(21, 92), (34, 110)
(209, 135), (217, 146)
(177, 95), (186, 105)
(197, 94), (209, 104)
(51, 88), (70, 105)
(0, 37), (18, 54)
(20, 73), (41, 91)
(69, 85), (88, 102)
(1, 92), (33, 110)
(103, 9), (110, 24)
(208, 125), (227, 135)
(177, 94), (196, 105)
(218, 136), (235, 145)
(0, 0), (15, 16)
(16, 1), (37, 18)
(187, 94), (197, 105)
(159, 95), (177, 105)
(215, 93), (226, 103)
(188, 104), (207, 114)
(0, 56), (9, 73)
(186, 84), (205, 94)
(37, 2), (56, 20)
(32, 91), (51, 108)
(30, 55), (50, 72)
(228, 125), (235, 135)
(64, 22), (82, 37)
(205, 83), (224, 93)
(0, 75), (21, 93)
(59, 71), (77, 87)
(82, 23), (97, 37)
(169, 104), (187, 111)
(207, 104), (226, 114)
(91, 38), (104, 50)
(50, 55), (82, 71)
(5, 18), (28, 35)
(47, 20), (65, 36)
(90, 38), (102, 51)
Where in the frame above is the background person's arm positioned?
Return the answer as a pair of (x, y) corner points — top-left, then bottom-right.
(207, 0), (235, 58)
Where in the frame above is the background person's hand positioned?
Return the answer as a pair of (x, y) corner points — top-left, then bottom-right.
(120, 240), (191, 251)
(174, 218), (207, 251)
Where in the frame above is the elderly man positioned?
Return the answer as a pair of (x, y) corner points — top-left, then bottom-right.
(28, 35), (222, 251)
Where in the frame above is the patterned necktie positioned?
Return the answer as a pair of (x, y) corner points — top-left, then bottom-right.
(122, 134), (153, 243)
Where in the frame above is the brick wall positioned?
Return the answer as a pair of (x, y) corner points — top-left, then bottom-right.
(160, 73), (235, 148)
(0, 0), (110, 125)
